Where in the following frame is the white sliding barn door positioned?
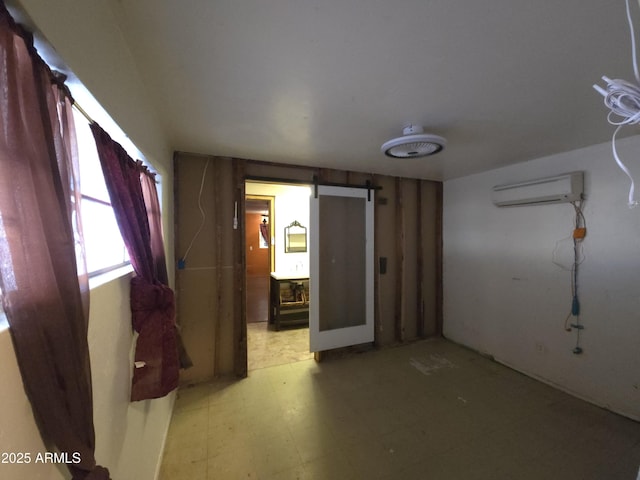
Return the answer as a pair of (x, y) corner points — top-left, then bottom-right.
(309, 185), (374, 352)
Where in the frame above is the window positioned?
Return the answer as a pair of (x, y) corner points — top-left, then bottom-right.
(72, 109), (130, 276)
(0, 286), (5, 331)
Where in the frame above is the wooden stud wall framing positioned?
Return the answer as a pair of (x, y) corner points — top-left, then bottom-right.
(233, 159), (247, 377)
(213, 160), (222, 376)
(435, 182), (444, 335)
(416, 179), (425, 338)
(373, 175), (382, 347)
(174, 154), (443, 379)
(394, 177), (405, 342)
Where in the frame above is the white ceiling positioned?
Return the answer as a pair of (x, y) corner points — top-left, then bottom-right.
(106, 0), (636, 181)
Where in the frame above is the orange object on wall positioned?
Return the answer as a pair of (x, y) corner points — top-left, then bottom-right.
(573, 227), (587, 240)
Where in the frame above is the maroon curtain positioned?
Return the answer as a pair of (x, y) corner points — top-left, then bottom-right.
(140, 172), (169, 285)
(0, 4), (109, 479)
(259, 222), (269, 245)
(140, 172), (193, 369)
(90, 123), (180, 401)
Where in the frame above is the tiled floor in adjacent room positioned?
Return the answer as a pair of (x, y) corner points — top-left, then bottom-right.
(247, 322), (313, 371)
(160, 338), (640, 480)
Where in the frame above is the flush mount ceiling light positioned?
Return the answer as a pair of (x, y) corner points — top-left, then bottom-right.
(381, 125), (446, 158)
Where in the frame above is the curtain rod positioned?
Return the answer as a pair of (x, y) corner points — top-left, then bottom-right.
(70, 101), (159, 183)
(72, 101), (95, 125)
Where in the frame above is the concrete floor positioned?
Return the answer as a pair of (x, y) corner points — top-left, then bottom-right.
(160, 338), (640, 479)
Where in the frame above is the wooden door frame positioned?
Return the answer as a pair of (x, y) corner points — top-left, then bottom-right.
(240, 177), (313, 375)
(231, 163), (443, 378)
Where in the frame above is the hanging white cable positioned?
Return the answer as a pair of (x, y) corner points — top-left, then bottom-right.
(593, 0), (640, 208)
(612, 125), (639, 206)
(628, 0), (640, 83)
(180, 159), (211, 264)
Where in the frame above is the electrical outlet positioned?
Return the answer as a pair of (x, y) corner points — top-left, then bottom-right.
(535, 342), (547, 354)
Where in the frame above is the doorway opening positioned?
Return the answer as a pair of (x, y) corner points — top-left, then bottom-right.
(245, 195), (272, 324)
(244, 182), (314, 370)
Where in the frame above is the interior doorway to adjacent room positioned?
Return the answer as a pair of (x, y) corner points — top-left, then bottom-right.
(245, 195), (273, 326)
(244, 183), (314, 370)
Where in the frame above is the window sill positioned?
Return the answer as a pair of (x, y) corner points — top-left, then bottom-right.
(0, 265), (133, 333)
(89, 264), (134, 290)
(0, 265), (134, 333)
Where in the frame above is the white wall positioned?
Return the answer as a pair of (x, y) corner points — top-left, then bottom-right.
(11, 0), (172, 170)
(0, 273), (175, 480)
(89, 275), (175, 480)
(0, 327), (59, 480)
(443, 135), (640, 421)
(0, 1), (177, 479)
(10, 0), (176, 287)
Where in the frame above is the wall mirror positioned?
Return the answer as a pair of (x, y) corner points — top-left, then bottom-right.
(284, 220), (307, 253)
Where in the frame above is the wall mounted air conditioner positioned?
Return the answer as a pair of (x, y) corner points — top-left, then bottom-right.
(492, 172), (584, 207)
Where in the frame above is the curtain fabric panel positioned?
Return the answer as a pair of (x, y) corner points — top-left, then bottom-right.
(90, 124), (181, 401)
(140, 173), (169, 285)
(140, 173), (193, 369)
(259, 222), (269, 246)
(0, 4), (109, 479)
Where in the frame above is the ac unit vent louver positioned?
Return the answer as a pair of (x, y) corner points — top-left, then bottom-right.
(492, 172), (584, 207)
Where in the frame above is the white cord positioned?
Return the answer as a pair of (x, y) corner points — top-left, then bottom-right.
(181, 159), (210, 262)
(593, 0), (640, 208)
(612, 125), (639, 207)
(552, 235), (585, 271)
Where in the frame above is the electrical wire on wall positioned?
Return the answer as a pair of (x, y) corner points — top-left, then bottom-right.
(593, 0), (640, 208)
(178, 158), (211, 269)
(553, 201), (587, 354)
